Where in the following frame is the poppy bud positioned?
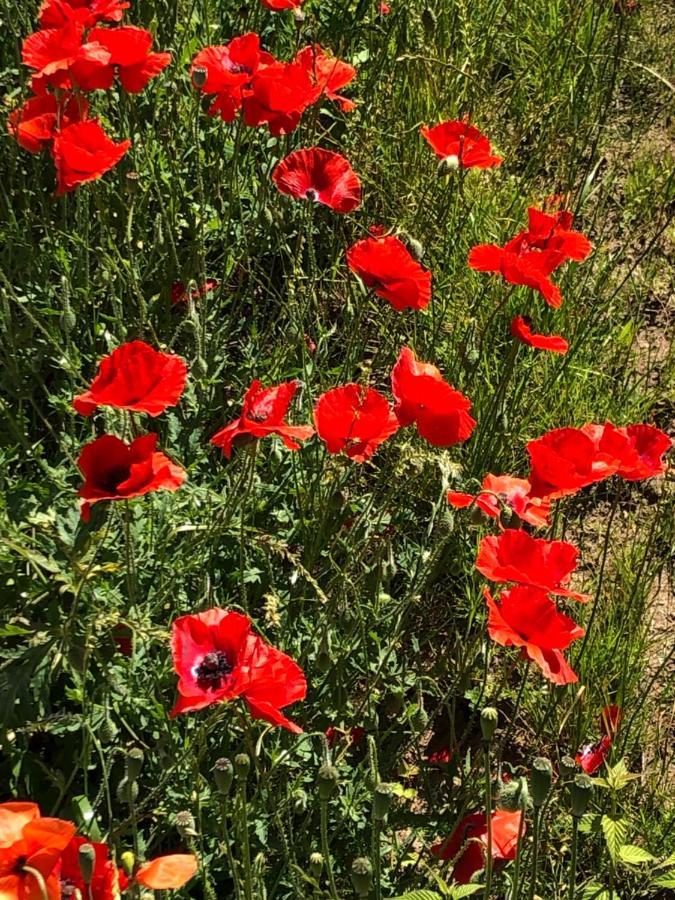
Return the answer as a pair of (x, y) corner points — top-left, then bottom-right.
(399, 232), (425, 261)
(213, 757), (233, 795)
(437, 155), (460, 176)
(317, 764), (339, 800)
(499, 775), (530, 811)
(373, 783), (394, 821)
(292, 788), (308, 814)
(308, 852), (324, 878)
(350, 857), (373, 896)
(559, 756), (577, 780)
(116, 777), (138, 805)
(60, 304), (76, 335)
(78, 843), (96, 885)
(195, 356), (208, 377)
(99, 717), (118, 744)
(191, 66), (207, 89)
(480, 706), (498, 743)
(234, 753), (251, 780)
(126, 747), (144, 782)
(120, 852), (135, 878)
(569, 774), (593, 818)
(411, 685), (428, 731)
(531, 757), (553, 807)
(499, 506), (521, 530)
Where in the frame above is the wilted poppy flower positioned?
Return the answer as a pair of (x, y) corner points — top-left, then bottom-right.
(391, 347), (476, 446)
(73, 340), (187, 416)
(170, 608), (307, 732)
(77, 433), (186, 521)
(431, 809), (523, 883)
(576, 735), (612, 774)
(600, 704), (622, 736)
(58, 835), (125, 900)
(51, 119), (130, 194)
(39, 0), (130, 29)
(74, 26), (171, 93)
(484, 585), (584, 684)
(295, 45), (356, 111)
(243, 61), (318, 135)
(476, 530), (588, 601)
(346, 235), (432, 311)
(7, 92), (87, 154)
(447, 473), (551, 528)
(421, 119), (502, 169)
(135, 854), (198, 890)
(314, 384), (399, 463)
(260, 0), (304, 8)
(171, 279), (220, 305)
(0, 801), (76, 900)
(273, 147), (361, 213)
(510, 315), (569, 355)
(211, 380), (314, 458)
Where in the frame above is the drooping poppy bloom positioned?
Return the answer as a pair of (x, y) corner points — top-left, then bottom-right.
(576, 735), (612, 774)
(390, 347), (476, 446)
(170, 608), (307, 732)
(420, 119), (503, 169)
(313, 384), (399, 463)
(510, 315), (569, 355)
(243, 61), (319, 135)
(260, 0), (304, 8)
(73, 340), (187, 417)
(346, 235), (432, 311)
(447, 473), (551, 528)
(135, 855), (198, 890)
(171, 279), (220, 305)
(58, 835), (125, 900)
(295, 45), (357, 111)
(210, 380), (314, 458)
(7, 92), (87, 154)
(476, 530), (588, 602)
(484, 586), (584, 684)
(77, 433), (186, 521)
(272, 148), (361, 213)
(0, 801), (76, 900)
(22, 22), (111, 93)
(51, 119), (130, 194)
(431, 809), (523, 884)
(74, 26), (171, 93)
(39, 0), (130, 29)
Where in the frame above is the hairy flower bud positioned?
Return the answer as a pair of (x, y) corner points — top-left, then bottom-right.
(125, 747), (144, 782)
(234, 753), (251, 780)
(317, 764), (339, 801)
(292, 788), (308, 814)
(350, 857), (373, 896)
(78, 843), (96, 885)
(481, 706), (498, 743)
(116, 777), (138, 805)
(213, 758), (234, 795)
(498, 775), (530, 811)
(120, 852), (135, 878)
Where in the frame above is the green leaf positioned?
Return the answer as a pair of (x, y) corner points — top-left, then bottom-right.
(450, 886), (484, 898)
(601, 815), (630, 861)
(580, 884), (610, 900)
(392, 893), (443, 900)
(605, 759), (639, 791)
(651, 873), (675, 889)
(618, 844), (655, 865)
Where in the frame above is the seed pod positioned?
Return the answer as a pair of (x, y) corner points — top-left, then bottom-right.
(350, 857), (373, 896)
(559, 756), (577, 780)
(437, 155), (460, 176)
(191, 66), (207, 89)
(78, 843), (96, 885)
(481, 706), (498, 743)
(213, 758), (233, 795)
(125, 748), (144, 782)
(308, 852), (323, 878)
(372, 783), (394, 821)
(234, 753), (251, 780)
(531, 757), (553, 808)
(175, 810), (196, 838)
(569, 774), (593, 818)
(317, 764), (339, 801)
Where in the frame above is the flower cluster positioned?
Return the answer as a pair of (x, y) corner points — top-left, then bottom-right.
(8, 0), (171, 192)
(190, 34), (356, 136)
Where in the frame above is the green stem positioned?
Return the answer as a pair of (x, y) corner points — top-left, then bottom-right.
(568, 817), (579, 900)
(320, 800), (339, 900)
(371, 814), (382, 900)
(484, 742), (493, 899)
(526, 806), (541, 900)
(238, 778), (254, 900)
(510, 808), (528, 900)
(220, 801), (243, 900)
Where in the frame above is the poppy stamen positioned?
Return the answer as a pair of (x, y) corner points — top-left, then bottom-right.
(195, 651), (233, 690)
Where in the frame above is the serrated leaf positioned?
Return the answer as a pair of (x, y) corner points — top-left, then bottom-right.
(580, 883), (610, 900)
(451, 886), (484, 898)
(601, 815), (630, 861)
(651, 873), (675, 889)
(618, 844), (655, 864)
(392, 892), (443, 900)
(655, 851), (675, 869)
(605, 759), (639, 791)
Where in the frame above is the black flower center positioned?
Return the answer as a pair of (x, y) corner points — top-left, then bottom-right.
(196, 651), (233, 690)
(100, 464), (130, 493)
(305, 188), (319, 201)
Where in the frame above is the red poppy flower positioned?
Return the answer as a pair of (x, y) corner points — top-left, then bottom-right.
(447, 473), (551, 528)
(510, 315), (569, 355)
(426, 746), (453, 766)
(73, 26), (171, 92)
(7, 92), (87, 154)
(390, 347), (476, 446)
(484, 585), (584, 684)
(476, 530), (588, 602)
(526, 425), (622, 499)
(272, 148), (361, 213)
(73, 340), (187, 417)
(295, 45), (357, 111)
(468, 242), (565, 308)
(170, 608), (307, 732)
(135, 855), (198, 890)
(345, 235), (432, 311)
(600, 704), (622, 737)
(51, 119), (130, 194)
(0, 801), (76, 900)
(325, 725), (366, 749)
(211, 380), (314, 458)
(611, 423), (671, 481)
(576, 735), (612, 774)
(379, 2), (391, 12)
(58, 836), (124, 900)
(171, 279), (220, 305)
(77, 433), (186, 521)
(242, 61), (319, 135)
(191, 34), (275, 122)
(313, 384), (399, 463)
(39, 0), (129, 29)
(22, 22), (111, 93)
(260, 0), (304, 8)
(420, 119), (502, 169)
(431, 809), (523, 883)
(518, 206), (592, 262)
